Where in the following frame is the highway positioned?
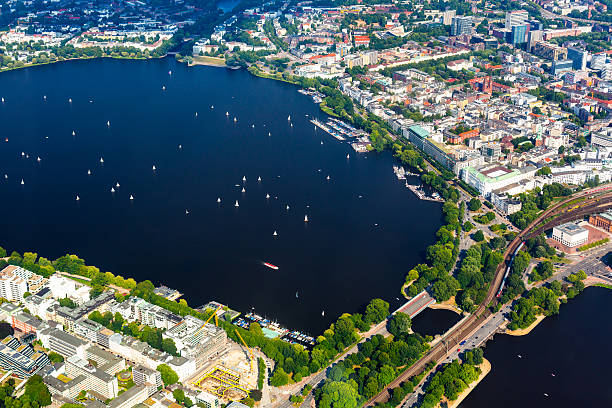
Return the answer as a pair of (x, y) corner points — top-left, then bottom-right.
(364, 184), (612, 406)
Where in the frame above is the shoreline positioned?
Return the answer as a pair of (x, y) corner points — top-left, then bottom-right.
(190, 55), (227, 67)
(428, 297), (462, 314)
(505, 314), (545, 336)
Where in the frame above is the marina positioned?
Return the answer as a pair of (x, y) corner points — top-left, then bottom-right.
(234, 312), (316, 348)
(310, 118), (346, 141)
(405, 182), (444, 203)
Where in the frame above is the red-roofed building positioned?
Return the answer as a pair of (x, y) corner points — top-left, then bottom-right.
(354, 35), (370, 47)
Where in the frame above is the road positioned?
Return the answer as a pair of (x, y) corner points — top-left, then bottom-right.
(365, 184), (612, 406)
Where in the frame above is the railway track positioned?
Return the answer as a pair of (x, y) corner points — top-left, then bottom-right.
(364, 185), (612, 407)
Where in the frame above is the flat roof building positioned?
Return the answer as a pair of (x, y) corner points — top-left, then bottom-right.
(552, 223), (589, 248)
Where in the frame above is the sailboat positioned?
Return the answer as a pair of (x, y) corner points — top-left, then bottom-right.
(4, 175), (7, 179)
(257, 176), (261, 182)
(75, 195), (80, 201)
(20, 179), (24, 185)
(304, 215), (308, 222)
(116, 182), (120, 188)
(111, 187), (115, 193)
(326, 175), (330, 180)
(129, 195), (134, 200)
(195, 112), (198, 117)
(21, 152), (25, 157)
(295, 291), (298, 299)
(266, 193), (270, 199)
(241, 187), (245, 193)
(211, 105), (214, 109)
(87, 170), (91, 175)
(107, 120), (110, 127)
(287, 115), (291, 121)
(234, 117), (237, 122)
(100, 157), (104, 164)
(162, 86), (166, 91)
(168, 70), (172, 75)
(152, 165), (156, 171)
(185, 209), (189, 215)
(72, 130), (76, 136)
(217, 198), (221, 203)
(346, 154), (350, 159)
(322, 310), (325, 317)
(252, 124), (255, 128)
(68, 98), (72, 103)
(268, 132), (271, 136)
(235, 200), (239, 207)
(37, 157), (41, 162)
(242, 176), (246, 182)
(178, 144), (182, 149)
(1, 97), (4, 103)
(273, 231), (278, 236)
(226, 112), (229, 116)
(286, 205), (290, 210)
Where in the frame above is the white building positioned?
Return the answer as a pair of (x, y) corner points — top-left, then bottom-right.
(552, 223), (589, 247)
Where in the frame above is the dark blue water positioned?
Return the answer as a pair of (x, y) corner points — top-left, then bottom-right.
(462, 286), (612, 408)
(412, 309), (461, 337)
(0, 58), (442, 334)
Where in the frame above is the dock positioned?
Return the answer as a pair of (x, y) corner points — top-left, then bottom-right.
(310, 118), (346, 141)
(405, 183), (444, 203)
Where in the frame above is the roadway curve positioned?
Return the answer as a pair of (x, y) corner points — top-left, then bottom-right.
(365, 184), (612, 406)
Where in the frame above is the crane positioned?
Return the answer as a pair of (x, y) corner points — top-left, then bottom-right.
(234, 329), (254, 374)
(204, 305), (222, 327)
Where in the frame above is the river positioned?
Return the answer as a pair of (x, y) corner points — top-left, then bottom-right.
(462, 286), (612, 407)
(0, 58), (442, 335)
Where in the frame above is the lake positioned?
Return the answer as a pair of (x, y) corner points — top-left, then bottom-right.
(462, 286), (612, 407)
(0, 58), (442, 335)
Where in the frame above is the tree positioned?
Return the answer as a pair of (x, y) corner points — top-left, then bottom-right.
(364, 298), (389, 325)
(157, 364), (179, 386)
(463, 221), (473, 232)
(173, 389), (186, 404)
(388, 312), (412, 337)
(48, 351), (64, 363)
(162, 338), (178, 356)
(59, 297), (77, 309)
(270, 367), (289, 387)
(468, 198), (481, 211)
(472, 230), (484, 242)
(24, 375), (52, 406)
(318, 381), (360, 408)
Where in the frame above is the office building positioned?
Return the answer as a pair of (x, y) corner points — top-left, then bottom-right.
(43, 328), (88, 359)
(591, 53), (607, 70)
(443, 9), (456, 25)
(451, 16), (472, 36)
(567, 47), (588, 70)
(505, 10), (529, 29)
(589, 211), (612, 232)
(551, 59), (574, 75)
(527, 30), (542, 51)
(64, 355), (119, 399)
(511, 24), (528, 45)
(551, 223), (589, 247)
(0, 336), (49, 378)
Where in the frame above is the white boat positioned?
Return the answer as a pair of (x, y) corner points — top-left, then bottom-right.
(185, 209), (189, 215)
(76, 195), (80, 201)
(258, 176), (261, 182)
(162, 86), (166, 91)
(195, 112), (198, 117)
(4, 175), (7, 179)
(266, 193), (270, 199)
(20, 179), (24, 185)
(152, 165), (156, 171)
(43, 95), (46, 100)
(111, 187), (115, 193)
(1, 97), (4, 103)
(116, 182), (120, 188)
(268, 132), (271, 136)
(252, 124), (255, 128)
(100, 158), (104, 164)
(211, 105), (214, 109)
(346, 154), (350, 159)
(322, 310), (325, 316)
(217, 197), (221, 203)
(320, 141), (323, 145)
(235, 200), (239, 207)
(37, 157), (41, 162)
(168, 70), (172, 75)
(68, 98), (72, 103)
(21, 152), (25, 157)
(286, 205), (290, 210)
(273, 230), (278, 236)
(242, 176), (246, 182)
(107, 120), (110, 127)
(241, 187), (245, 193)
(72, 130), (75, 136)
(226, 112), (229, 116)
(290, 123), (293, 127)
(87, 170), (91, 175)
(326, 175), (330, 180)
(304, 215), (308, 222)
(129, 195), (134, 200)
(233, 117), (237, 122)
(178, 144), (182, 149)
(287, 115), (291, 121)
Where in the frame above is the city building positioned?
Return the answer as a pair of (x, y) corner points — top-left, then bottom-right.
(462, 164), (537, 197)
(551, 59), (574, 75)
(505, 10), (529, 30)
(108, 384), (154, 408)
(551, 223), (589, 247)
(589, 210), (612, 232)
(64, 354), (119, 399)
(133, 364), (162, 388)
(42, 328), (88, 359)
(451, 16), (472, 36)
(11, 312), (45, 335)
(510, 25), (528, 45)
(567, 47), (588, 71)
(0, 336), (50, 378)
